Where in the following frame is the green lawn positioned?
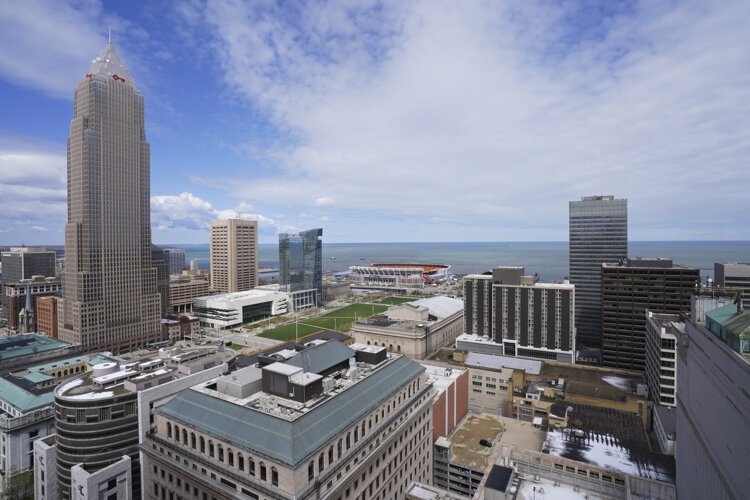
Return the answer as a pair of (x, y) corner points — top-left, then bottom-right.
(227, 343), (245, 351)
(377, 296), (417, 305)
(258, 303), (389, 342)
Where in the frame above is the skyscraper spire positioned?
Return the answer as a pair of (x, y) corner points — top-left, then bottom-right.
(88, 41), (134, 85)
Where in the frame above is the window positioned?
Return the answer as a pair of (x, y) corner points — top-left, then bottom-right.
(191, 433), (196, 449)
(319, 454), (324, 472)
(167, 422), (172, 438)
(272, 468), (278, 486)
(328, 446), (334, 463)
(260, 463), (266, 481)
(309, 461), (315, 481)
(249, 459), (255, 476)
(200, 437), (205, 453)
(238, 454), (244, 471)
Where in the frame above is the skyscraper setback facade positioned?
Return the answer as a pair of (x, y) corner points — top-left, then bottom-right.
(58, 43), (162, 353)
(569, 195), (627, 347)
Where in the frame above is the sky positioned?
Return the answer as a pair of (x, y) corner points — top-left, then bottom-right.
(0, 0), (748, 245)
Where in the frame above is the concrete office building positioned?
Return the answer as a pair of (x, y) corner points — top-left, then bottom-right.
(714, 262), (750, 305)
(58, 42), (162, 354)
(601, 258), (699, 371)
(463, 267), (575, 363)
(193, 289), (290, 329)
(419, 363), (469, 442)
(644, 312), (681, 407)
(279, 228), (323, 305)
(141, 340), (433, 500)
(0, 247), (56, 283)
(46, 345), (234, 500)
(168, 274), (210, 314)
(569, 195), (627, 348)
(162, 248), (186, 275)
(210, 219), (258, 293)
(351, 296), (464, 359)
(676, 302), (750, 499)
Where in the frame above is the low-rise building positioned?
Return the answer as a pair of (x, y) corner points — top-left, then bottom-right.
(461, 352), (541, 416)
(420, 363), (468, 442)
(160, 314), (200, 342)
(322, 280), (351, 303)
(193, 289), (290, 329)
(40, 345), (235, 500)
(0, 350), (114, 492)
(0, 333), (80, 372)
(142, 340), (433, 499)
(1, 277), (60, 332)
(351, 296), (463, 359)
(35, 296), (59, 338)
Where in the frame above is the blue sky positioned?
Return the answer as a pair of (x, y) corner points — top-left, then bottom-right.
(0, 0), (748, 245)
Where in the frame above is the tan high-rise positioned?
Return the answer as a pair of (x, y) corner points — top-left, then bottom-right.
(58, 43), (162, 353)
(210, 219), (258, 293)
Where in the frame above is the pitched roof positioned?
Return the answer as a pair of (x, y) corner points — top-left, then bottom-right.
(89, 43), (135, 85)
(158, 355), (424, 467)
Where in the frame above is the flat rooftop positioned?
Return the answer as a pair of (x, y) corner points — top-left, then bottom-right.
(420, 363), (465, 393)
(543, 403), (675, 483)
(0, 333), (72, 362)
(540, 363), (644, 402)
(463, 350), (542, 375)
(444, 414), (504, 471)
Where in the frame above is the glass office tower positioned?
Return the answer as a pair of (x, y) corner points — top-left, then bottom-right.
(569, 195), (627, 348)
(279, 228), (323, 302)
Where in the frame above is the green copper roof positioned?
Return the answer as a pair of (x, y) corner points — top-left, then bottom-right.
(0, 333), (71, 362)
(158, 355), (425, 467)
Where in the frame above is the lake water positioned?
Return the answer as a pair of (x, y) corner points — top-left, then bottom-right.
(165, 241), (750, 283)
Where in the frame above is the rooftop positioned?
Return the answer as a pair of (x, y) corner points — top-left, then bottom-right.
(540, 363), (645, 402)
(0, 333), (72, 362)
(543, 403), (674, 483)
(194, 288), (288, 304)
(88, 42), (134, 85)
(443, 414), (504, 471)
(654, 404), (676, 438)
(158, 353), (425, 467)
(463, 350), (542, 375)
(408, 296), (463, 319)
(420, 363), (465, 393)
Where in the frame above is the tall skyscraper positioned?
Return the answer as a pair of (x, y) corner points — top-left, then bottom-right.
(279, 228), (323, 297)
(58, 42), (162, 354)
(569, 195), (627, 348)
(210, 219), (258, 293)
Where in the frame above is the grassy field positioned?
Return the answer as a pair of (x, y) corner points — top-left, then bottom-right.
(377, 296), (417, 305)
(258, 303), (389, 342)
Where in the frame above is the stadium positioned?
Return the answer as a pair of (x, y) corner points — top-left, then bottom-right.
(349, 263), (451, 288)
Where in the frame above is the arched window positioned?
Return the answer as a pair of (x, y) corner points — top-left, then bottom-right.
(182, 429), (188, 445)
(328, 446), (334, 463)
(174, 425), (180, 441)
(209, 440), (214, 457)
(272, 467), (279, 486)
(337, 439), (342, 458)
(389, 344), (393, 351)
(397, 345), (401, 352)
(238, 453), (244, 471)
(318, 453), (324, 472)
(228, 449), (234, 467)
(346, 432), (351, 449)
(249, 458), (255, 476)
(361, 422), (366, 436)
(199, 436), (205, 453)
(260, 463), (267, 481)
(167, 422), (172, 438)
(308, 461), (315, 481)
(218, 445), (224, 462)
(190, 433), (196, 449)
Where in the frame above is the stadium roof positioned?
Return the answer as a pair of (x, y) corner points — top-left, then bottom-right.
(157, 355), (425, 467)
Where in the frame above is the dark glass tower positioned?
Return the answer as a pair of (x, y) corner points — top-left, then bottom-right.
(569, 195), (627, 348)
(279, 228), (323, 300)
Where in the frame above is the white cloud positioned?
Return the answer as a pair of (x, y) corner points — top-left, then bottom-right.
(31, 226), (49, 232)
(314, 196), (336, 207)
(319, 216), (330, 222)
(182, 0), (750, 240)
(151, 192), (276, 232)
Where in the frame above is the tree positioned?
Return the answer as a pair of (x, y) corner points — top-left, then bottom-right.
(1, 471), (33, 500)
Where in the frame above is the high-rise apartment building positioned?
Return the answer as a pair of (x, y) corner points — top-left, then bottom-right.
(210, 219), (258, 293)
(162, 248), (186, 275)
(714, 262), (750, 305)
(463, 267), (575, 363)
(601, 258), (698, 371)
(569, 195), (627, 347)
(58, 42), (162, 354)
(279, 228), (323, 298)
(644, 311), (681, 407)
(676, 302), (750, 499)
(0, 247), (56, 282)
